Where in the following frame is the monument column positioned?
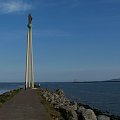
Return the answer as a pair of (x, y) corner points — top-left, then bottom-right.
(25, 14), (34, 89)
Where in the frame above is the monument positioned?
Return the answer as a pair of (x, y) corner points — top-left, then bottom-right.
(25, 14), (34, 89)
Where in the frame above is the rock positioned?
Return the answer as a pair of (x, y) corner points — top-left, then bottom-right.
(77, 106), (86, 113)
(54, 104), (59, 109)
(49, 95), (54, 103)
(45, 96), (49, 101)
(78, 107), (97, 120)
(97, 115), (110, 120)
(53, 93), (59, 99)
(59, 106), (69, 119)
(72, 102), (78, 111)
(42, 92), (47, 98)
(55, 118), (59, 120)
(55, 89), (64, 96)
(60, 106), (78, 120)
(65, 98), (71, 105)
(68, 109), (78, 120)
(83, 109), (97, 120)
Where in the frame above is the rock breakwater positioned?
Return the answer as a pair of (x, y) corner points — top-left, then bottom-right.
(0, 88), (22, 106)
(41, 88), (120, 120)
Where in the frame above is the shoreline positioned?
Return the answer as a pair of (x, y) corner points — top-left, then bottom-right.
(0, 90), (10, 95)
(0, 88), (22, 106)
(0, 88), (22, 95)
(40, 88), (120, 120)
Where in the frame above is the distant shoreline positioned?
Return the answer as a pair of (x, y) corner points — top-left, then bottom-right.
(72, 80), (120, 83)
(0, 79), (120, 83)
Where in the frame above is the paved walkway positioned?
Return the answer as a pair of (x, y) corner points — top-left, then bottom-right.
(0, 89), (50, 120)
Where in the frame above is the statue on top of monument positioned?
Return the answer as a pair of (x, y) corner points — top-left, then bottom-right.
(28, 14), (32, 24)
(28, 14), (32, 28)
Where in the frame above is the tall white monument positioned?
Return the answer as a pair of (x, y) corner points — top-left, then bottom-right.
(25, 14), (34, 89)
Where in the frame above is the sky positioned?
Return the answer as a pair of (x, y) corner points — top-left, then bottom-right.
(0, 0), (120, 82)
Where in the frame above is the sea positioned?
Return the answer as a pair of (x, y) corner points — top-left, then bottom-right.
(0, 82), (120, 116)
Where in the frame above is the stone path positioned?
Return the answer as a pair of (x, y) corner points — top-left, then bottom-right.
(0, 89), (50, 120)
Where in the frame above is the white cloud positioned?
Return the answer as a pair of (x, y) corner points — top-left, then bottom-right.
(0, 0), (32, 14)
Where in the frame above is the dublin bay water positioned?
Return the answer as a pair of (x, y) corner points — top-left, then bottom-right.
(0, 82), (120, 116)
(0, 83), (23, 94)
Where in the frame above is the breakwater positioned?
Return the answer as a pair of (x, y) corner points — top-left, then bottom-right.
(41, 88), (120, 120)
(0, 88), (22, 105)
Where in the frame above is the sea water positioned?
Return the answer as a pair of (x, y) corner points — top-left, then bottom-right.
(0, 82), (23, 94)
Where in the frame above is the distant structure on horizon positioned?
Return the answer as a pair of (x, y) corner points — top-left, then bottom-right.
(25, 14), (34, 89)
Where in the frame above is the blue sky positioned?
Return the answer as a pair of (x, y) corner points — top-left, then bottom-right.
(0, 0), (120, 82)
